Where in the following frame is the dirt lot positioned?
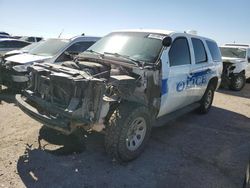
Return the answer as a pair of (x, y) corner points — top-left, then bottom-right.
(0, 84), (250, 188)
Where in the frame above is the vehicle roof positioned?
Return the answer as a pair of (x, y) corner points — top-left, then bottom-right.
(0, 38), (30, 42)
(21, 36), (43, 38)
(221, 43), (250, 48)
(111, 29), (215, 41)
(113, 29), (175, 35)
(70, 35), (101, 42)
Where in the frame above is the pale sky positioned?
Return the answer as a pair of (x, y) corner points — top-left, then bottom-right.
(0, 0), (249, 45)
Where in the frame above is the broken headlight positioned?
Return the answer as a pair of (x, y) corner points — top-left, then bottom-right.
(12, 64), (29, 73)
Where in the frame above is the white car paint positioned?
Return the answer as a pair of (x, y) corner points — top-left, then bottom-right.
(220, 44), (250, 79)
(158, 32), (222, 117)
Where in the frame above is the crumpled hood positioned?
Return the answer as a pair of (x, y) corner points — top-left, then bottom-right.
(222, 57), (246, 64)
(5, 53), (52, 64)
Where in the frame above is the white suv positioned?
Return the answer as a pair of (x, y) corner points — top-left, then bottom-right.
(16, 30), (222, 161)
(220, 44), (250, 91)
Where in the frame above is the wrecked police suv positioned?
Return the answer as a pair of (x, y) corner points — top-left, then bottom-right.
(16, 30), (222, 161)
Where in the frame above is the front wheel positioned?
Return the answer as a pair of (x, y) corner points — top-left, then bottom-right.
(230, 74), (246, 91)
(105, 103), (152, 162)
(198, 84), (215, 114)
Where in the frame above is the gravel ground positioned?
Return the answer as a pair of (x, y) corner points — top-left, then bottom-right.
(0, 84), (249, 188)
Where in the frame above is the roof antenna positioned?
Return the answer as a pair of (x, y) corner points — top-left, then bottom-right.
(58, 29), (64, 38)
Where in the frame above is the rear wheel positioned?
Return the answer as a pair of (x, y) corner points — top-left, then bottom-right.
(244, 162), (250, 188)
(105, 103), (152, 162)
(198, 84), (215, 114)
(230, 74), (246, 91)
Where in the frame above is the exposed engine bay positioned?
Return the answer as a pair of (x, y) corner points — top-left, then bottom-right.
(18, 57), (161, 134)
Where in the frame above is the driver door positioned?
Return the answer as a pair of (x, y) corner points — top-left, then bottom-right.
(158, 36), (193, 117)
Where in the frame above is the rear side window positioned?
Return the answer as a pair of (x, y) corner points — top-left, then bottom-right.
(8, 41), (30, 48)
(192, 38), (207, 64)
(66, 41), (95, 53)
(0, 41), (8, 48)
(206, 40), (221, 62)
(27, 37), (35, 42)
(36, 37), (42, 42)
(169, 37), (191, 66)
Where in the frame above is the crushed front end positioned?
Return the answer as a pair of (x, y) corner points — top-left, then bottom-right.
(16, 63), (106, 134)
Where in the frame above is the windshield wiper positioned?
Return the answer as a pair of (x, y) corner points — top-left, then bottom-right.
(103, 52), (143, 67)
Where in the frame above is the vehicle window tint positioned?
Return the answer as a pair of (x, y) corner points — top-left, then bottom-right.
(66, 41), (95, 53)
(206, 40), (221, 62)
(248, 49), (250, 63)
(27, 37), (35, 42)
(8, 41), (29, 48)
(192, 38), (207, 64)
(0, 41), (8, 48)
(169, 37), (191, 66)
(36, 37), (42, 42)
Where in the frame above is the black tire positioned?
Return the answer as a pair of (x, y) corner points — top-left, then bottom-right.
(105, 102), (152, 162)
(244, 162), (250, 188)
(230, 74), (246, 91)
(198, 84), (215, 114)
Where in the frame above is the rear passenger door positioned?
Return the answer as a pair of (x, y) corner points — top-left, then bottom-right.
(190, 37), (210, 101)
(158, 36), (193, 117)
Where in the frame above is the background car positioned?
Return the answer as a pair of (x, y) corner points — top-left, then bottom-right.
(0, 38), (30, 56)
(2, 40), (45, 59)
(0, 35), (100, 90)
(20, 36), (43, 43)
(220, 44), (250, 91)
(0, 31), (10, 36)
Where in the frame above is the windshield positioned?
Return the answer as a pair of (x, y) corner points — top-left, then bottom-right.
(21, 41), (44, 51)
(83, 32), (164, 63)
(220, 47), (246, 59)
(29, 39), (69, 56)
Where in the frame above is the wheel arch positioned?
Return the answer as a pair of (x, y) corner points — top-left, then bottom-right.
(240, 70), (246, 75)
(208, 76), (218, 89)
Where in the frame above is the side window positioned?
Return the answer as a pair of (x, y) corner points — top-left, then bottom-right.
(27, 37), (35, 42)
(66, 41), (95, 53)
(206, 40), (221, 62)
(9, 41), (29, 48)
(0, 41), (8, 48)
(169, 37), (191, 66)
(248, 49), (250, 63)
(36, 37), (42, 42)
(191, 38), (207, 64)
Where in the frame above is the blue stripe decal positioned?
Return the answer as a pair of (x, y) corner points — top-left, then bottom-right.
(187, 69), (212, 80)
(162, 78), (168, 95)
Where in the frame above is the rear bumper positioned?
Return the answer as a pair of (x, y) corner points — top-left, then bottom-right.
(16, 94), (75, 134)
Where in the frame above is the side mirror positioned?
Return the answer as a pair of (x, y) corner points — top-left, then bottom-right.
(162, 36), (172, 47)
(248, 57), (250, 63)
